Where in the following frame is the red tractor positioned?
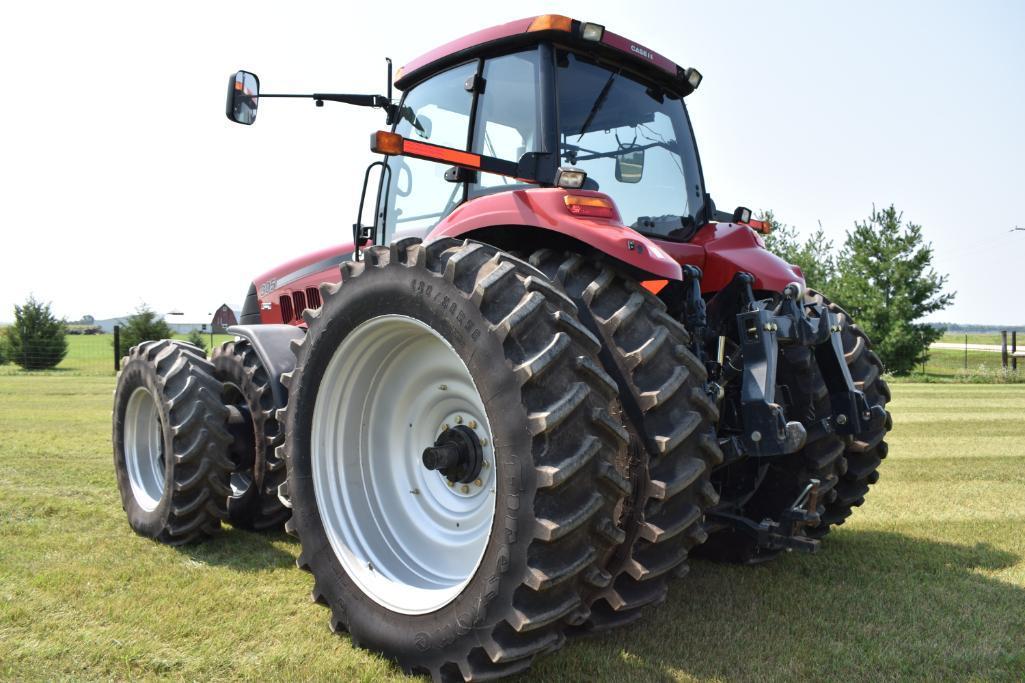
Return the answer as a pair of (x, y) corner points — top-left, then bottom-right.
(113, 15), (891, 681)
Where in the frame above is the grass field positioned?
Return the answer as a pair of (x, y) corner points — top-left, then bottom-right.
(940, 331), (1021, 346)
(1, 377), (1023, 681)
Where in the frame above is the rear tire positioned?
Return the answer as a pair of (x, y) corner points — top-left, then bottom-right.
(211, 340), (290, 531)
(698, 290), (891, 562)
(280, 238), (630, 680)
(809, 292), (892, 533)
(113, 340), (233, 545)
(531, 250), (723, 630)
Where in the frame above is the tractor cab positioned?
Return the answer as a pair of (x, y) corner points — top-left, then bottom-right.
(378, 19), (708, 246)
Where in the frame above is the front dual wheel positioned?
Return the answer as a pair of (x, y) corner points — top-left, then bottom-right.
(280, 238), (631, 680)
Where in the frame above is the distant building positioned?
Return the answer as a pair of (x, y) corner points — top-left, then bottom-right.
(211, 304), (238, 334)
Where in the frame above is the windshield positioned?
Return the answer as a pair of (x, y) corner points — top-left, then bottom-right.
(556, 51), (705, 238)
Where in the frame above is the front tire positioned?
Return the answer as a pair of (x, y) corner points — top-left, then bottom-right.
(280, 239), (631, 680)
(112, 340), (233, 545)
(211, 339), (290, 531)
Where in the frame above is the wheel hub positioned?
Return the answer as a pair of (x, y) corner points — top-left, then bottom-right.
(422, 424), (483, 484)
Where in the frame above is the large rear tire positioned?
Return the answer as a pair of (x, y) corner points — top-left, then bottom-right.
(808, 292), (892, 533)
(113, 340), (233, 545)
(530, 250), (722, 630)
(698, 290), (892, 562)
(211, 339), (290, 531)
(279, 239), (630, 681)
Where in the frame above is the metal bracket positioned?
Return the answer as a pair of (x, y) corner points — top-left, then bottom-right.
(706, 478), (823, 554)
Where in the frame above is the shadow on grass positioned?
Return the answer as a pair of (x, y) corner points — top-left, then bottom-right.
(175, 526), (298, 572)
(528, 530), (1025, 681)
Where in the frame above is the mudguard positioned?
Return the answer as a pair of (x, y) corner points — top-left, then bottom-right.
(225, 324), (305, 409)
(428, 187), (684, 280)
(653, 222), (805, 294)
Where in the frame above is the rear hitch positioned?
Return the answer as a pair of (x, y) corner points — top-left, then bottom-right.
(707, 478), (823, 554)
(705, 273), (884, 454)
(706, 272), (807, 457)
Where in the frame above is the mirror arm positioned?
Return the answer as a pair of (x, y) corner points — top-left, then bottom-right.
(260, 92), (397, 118)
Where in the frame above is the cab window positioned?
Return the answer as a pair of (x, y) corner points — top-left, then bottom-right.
(384, 62), (476, 240)
(469, 50), (542, 196)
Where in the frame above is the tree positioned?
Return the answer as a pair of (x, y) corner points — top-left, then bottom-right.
(831, 205), (954, 375)
(4, 296), (68, 370)
(117, 305), (174, 356)
(186, 329), (207, 354)
(762, 211), (838, 291)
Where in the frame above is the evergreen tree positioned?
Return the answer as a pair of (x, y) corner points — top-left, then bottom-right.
(832, 205), (954, 375)
(186, 328), (207, 354)
(5, 296), (68, 370)
(117, 305), (174, 357)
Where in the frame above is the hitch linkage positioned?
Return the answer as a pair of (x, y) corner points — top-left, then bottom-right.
(707, 479), (823, 554)
(701, 272), (886, 458)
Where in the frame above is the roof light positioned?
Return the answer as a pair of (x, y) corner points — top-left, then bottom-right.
(581, 22), (605, 41)
(555, 166), (587, 189)
(563, 194), (616, 219)
(684, 67), (702, 89)
(528, 14), (573, 33)
(370, 130), (403, 155)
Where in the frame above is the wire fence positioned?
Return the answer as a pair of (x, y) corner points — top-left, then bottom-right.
(920, 332), (1021, 380)
(0, 330), (233, 377)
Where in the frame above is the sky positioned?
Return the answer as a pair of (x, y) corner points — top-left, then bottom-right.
(1, 1), (1022, 325)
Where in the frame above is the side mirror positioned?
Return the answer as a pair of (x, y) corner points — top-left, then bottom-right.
(226, 70), (260, 125)
(615, 146), (644, 183)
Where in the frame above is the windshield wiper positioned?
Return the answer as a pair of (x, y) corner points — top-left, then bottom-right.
(578, 72), (616, 139)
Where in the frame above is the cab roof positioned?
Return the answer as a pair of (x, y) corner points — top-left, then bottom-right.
(394, 15), (698, 96)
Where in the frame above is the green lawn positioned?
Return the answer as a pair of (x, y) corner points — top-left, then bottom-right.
(1, 378), (1023, 681)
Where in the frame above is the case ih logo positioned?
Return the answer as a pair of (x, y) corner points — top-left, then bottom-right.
(630, 44), (654, 61)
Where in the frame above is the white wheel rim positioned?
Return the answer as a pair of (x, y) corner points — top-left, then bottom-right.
(124, 386), (165, 511)
(312, 314), (497, 615)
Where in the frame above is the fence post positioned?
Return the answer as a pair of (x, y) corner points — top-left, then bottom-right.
(114, 325), (121, 372)
(1013, 331), (1018, 372)
(964, 333), (968, 370)
(1001, 330), (1008, 369)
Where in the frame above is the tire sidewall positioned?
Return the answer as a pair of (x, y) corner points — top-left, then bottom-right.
(288, 261), (536, 662)
(211, 342), (265, 518)
(112, 356), (175, 535)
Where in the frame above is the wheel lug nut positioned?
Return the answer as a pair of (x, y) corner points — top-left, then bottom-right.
(460, 484), (470, 494)
(447, 480), (454, 487)
(474, 479), (482, 487)
(455, 416), (463, 424)
(468, 420), (477, 429)
(480, 437), (488, 447)
(439, 384), (448, 391)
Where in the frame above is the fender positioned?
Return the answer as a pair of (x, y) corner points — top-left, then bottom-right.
(653, 222), (804, 294)
(428, 188), (683, 281)
(225, 324), (305, 409)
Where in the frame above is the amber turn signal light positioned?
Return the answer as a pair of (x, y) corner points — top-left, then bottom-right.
(370, 130), (403, 155)
(563, 194), (616, 219)
(528, 14), (574, 33)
